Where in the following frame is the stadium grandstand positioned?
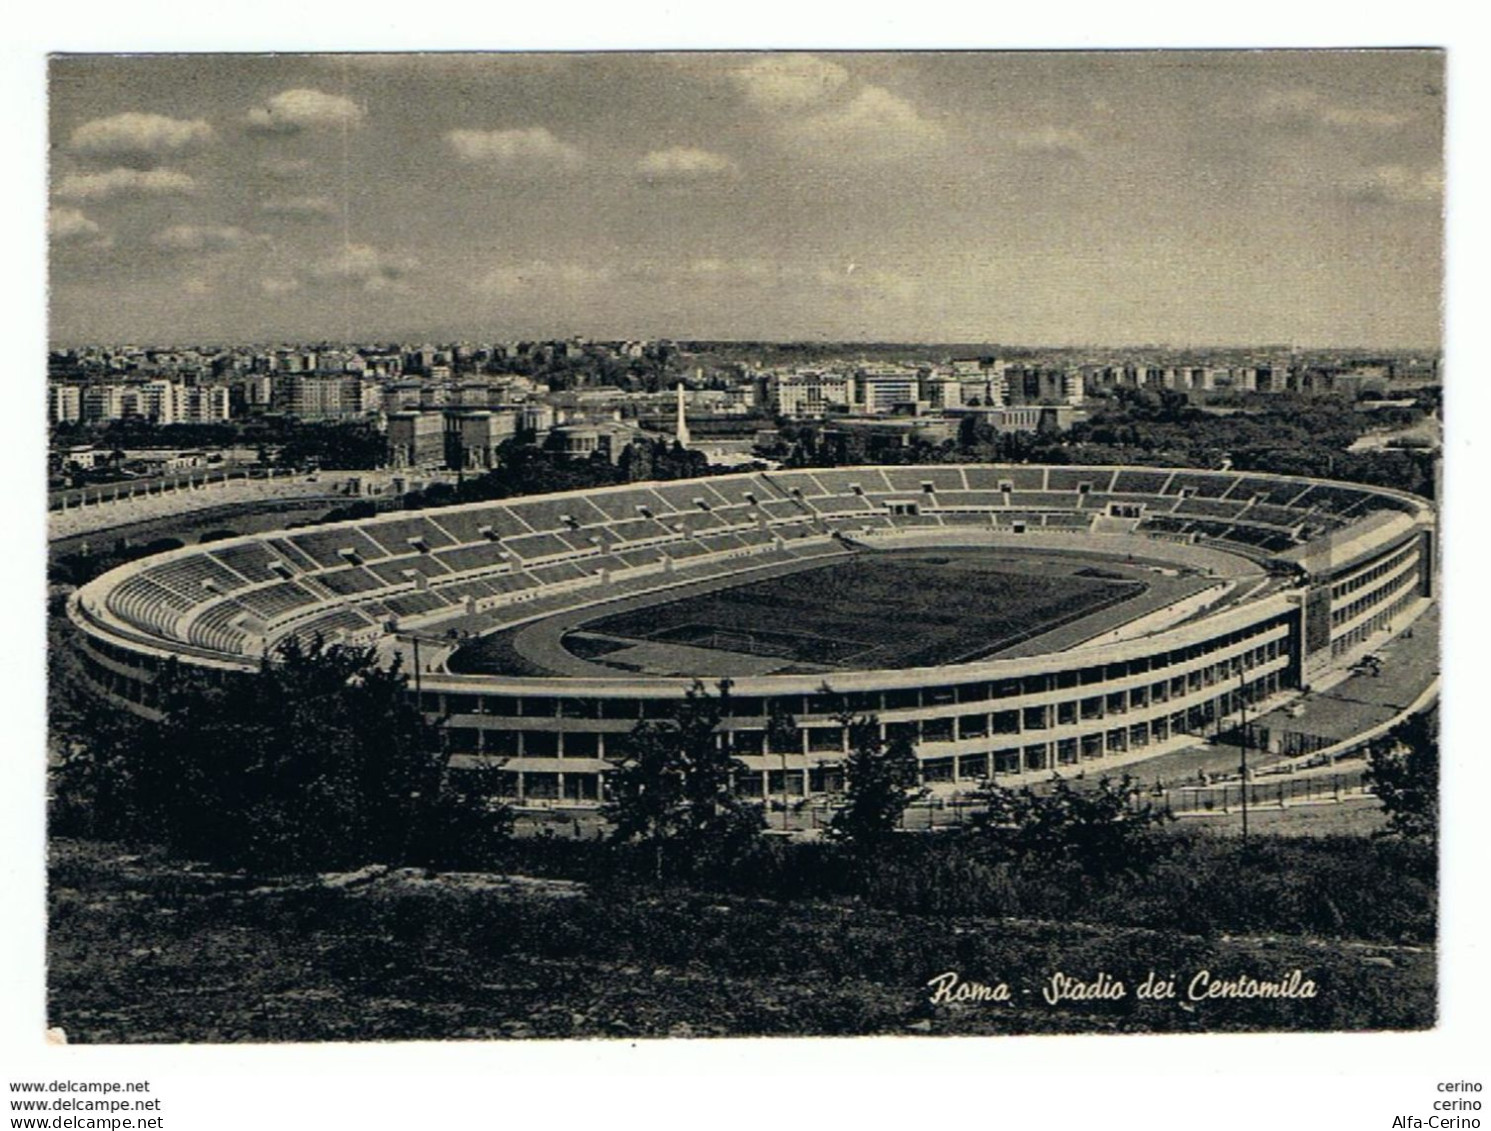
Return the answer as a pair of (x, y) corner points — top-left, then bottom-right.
(69, 464), (1436, 804)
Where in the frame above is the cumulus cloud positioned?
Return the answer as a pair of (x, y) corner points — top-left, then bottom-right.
(1008, 126), (1088, 156)
(54, 167), (195, 201)
(260, 194), (338, 219)
(260, 155), (314, 179)
(309, 243), (418, 291)
(445, 127), (583, 169)
(49, 206), (102, 242)
(732, 55), (850, 110)
(246, 89), (365, 134)
(68, 112), (214, 163)
(1341, 164), (1443, 205)
(1256, 89), (1409, 131)
(635, 146), (738, 182)
(152, 224), (261, 252)
(729, 56), (945, 162)
(784, 85), (946, 160)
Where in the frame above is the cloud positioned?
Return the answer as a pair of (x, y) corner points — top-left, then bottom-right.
(784, 85), (946, 161)
(260, 194), (338, 219)
(635, 146), (738, 182)
(260, 155), (314, 179)
(474, 256), (918, 303)
(1341, 164), (1442, 205)
(445, 127), (583, 170)
(1256, 89), (1409, 131)
(49, 206), (102, 242)
(54, 167), (195, 201)
(68, 112), (214, 163)
(152, 224), (261, 252)
(474, 260), (614, 297)
(259, 276), (301, 295)
(246, 89), (365, 134)
(732, 55), (849, 110)
(308, 243), (418, 291)
(1008, 126), (1088, 156)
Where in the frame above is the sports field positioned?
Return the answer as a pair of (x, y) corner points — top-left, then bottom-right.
(566, 551), (1145, 674)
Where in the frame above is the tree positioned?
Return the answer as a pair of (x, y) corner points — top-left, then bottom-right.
(52, 635), (507, 872)
(826, 714), (926, 850)
(967, 775), (1172, 877)
(1366, 710), (1438, 843)
(601, 680), (764, 880)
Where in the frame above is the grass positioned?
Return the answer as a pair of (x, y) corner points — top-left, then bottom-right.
(573, 552), (1143, 671)
(48, 831), (1436, 1042)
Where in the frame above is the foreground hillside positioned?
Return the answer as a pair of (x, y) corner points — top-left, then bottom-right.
(48, 838), (1434, 1042)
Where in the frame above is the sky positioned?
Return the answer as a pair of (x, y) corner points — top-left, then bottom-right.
(47, 50), (1444, 348)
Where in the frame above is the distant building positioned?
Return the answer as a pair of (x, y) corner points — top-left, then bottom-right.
(48, 384), (82, 424)
(548, 421), (638, 463)
(1003, 366), (1083, 406)
(454, 410), (519, 470)
(854, 365), (923, 414)
(275, 374), (366, 419)
(770, 370), (853, 417)
(178, 384), (231, 424)
(386, 411), (446, 469)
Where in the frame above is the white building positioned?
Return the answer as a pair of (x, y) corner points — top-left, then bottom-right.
(48, 384), (82, 424)
(770, 370), (853, 417)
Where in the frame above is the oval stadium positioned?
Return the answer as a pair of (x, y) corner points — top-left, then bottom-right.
(68, 464), (1437, 805)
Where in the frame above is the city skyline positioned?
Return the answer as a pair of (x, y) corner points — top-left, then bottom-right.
(49, 51), (1444, 349)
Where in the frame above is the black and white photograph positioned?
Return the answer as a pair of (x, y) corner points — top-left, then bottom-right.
(37, 46), (1448, 1048)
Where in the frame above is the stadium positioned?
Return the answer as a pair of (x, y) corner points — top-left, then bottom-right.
(68, 464), (1436, 804)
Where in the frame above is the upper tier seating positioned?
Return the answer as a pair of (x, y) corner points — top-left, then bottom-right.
(89, 466), (1420, 663)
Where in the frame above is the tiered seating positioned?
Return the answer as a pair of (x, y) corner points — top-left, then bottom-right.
(1241, 503), (1304, 528)
(435, 542), (511, 573)
(186, 602), (251, 654)
(1006, 491), (1082, 509)
(1173, 497), (1245, 521)
(287, 527), (388, 568)
(505, 532), (577, 561)
(143, 554), (251, 598)
(107, 575), (192, 637)
(93, 465), (1420, 668)
(1140, 515), (1191, 536)
(936, 490), (1005, 508)
(285, 607), (376, 646)
(316, 566), (387, 596)
(1294, 484), (1371, 515)
(1047, 468), (1113, 491)
(235, 581), (319, 621)
(366, 556), (451, 585)
(1165, 472), (1234, 498)
(384, 591), (453, 618)
(361, 516), (457, 555)
(1219, 525), (1298, 553)
(529, 561), (593, 585)
(264, 537), (321, 572)
(1230, 476), (1311, 506)
(1044, 512), (1092, 530)
(1112, 469), (1174, 494)
(210, 541), (288, 584)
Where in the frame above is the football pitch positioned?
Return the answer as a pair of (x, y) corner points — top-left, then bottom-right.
(567, 551), (1146, 673)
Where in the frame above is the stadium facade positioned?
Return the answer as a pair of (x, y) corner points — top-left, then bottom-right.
(69, 465), (1435, 802)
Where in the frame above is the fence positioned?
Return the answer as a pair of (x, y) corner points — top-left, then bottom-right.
(1162, 771), (1370, 815)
